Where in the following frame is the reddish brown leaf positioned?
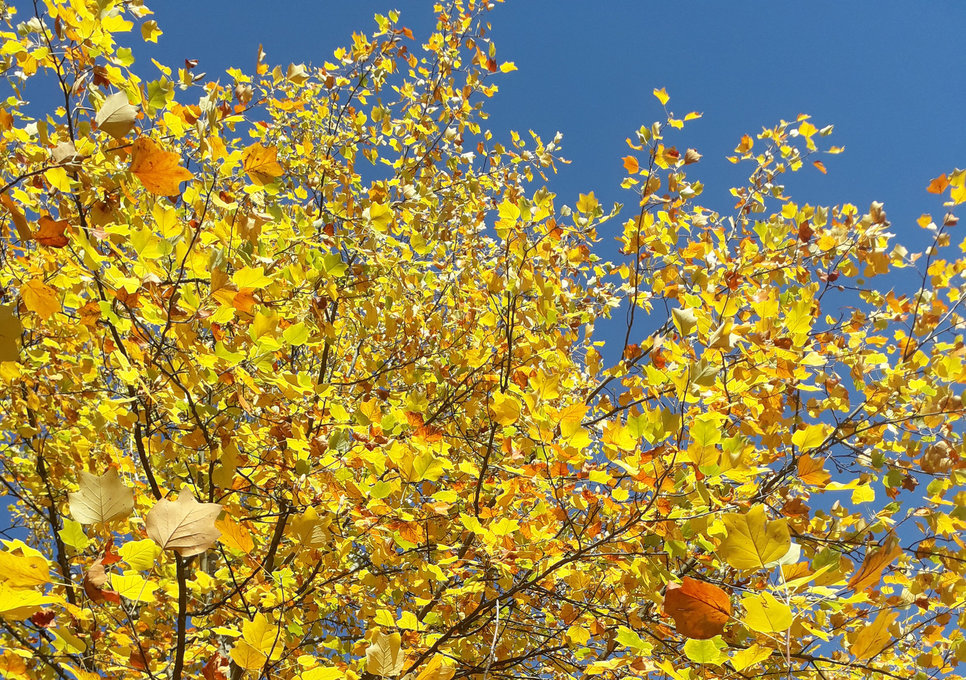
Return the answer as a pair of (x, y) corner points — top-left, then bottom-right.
(33, 217), (70, 247)
(663, 577), (732, 639)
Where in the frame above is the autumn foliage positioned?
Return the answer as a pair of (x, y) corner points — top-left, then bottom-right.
(1, 1), (965, 680)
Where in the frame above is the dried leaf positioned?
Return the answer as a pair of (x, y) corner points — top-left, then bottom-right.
(95, 92), (138, 139)
(34, 216), (70, 247)
(68, 469), (135, 525)
(145, 490), (222, 556)
(663, 577), (731, 640)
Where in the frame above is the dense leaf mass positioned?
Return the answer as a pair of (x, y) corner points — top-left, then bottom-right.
(0, 1), (964, 680)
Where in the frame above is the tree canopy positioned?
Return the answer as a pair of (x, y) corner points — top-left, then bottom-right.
(0, 2), (964, 680)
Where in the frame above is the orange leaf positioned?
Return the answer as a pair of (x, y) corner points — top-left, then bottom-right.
(622, 156), (639, 174)
(34, 216), (70, 247)
(130, 137), (193, 195)
(663, 577), (731, 639)
(813, 160), (827, 174)
(927, 174), (948, 194)
(797, 453), (830, 487)
(848, 538), (902, 592)
(216, 516), (254, 555)
(242, 143), (284, 185)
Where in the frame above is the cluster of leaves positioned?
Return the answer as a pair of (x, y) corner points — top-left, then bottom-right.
(0, 1), (964, 680)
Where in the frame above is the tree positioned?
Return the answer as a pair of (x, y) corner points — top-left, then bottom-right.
(0, 1), (964, 679)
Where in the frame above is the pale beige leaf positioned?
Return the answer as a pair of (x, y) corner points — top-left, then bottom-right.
(366, 631), (404, 677)
(95, 92), (137, 139)
(68, 469), (134, 525)
(145, 490), (222, 556)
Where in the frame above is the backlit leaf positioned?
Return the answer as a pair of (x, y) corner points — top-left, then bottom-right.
(719, 505), (790, 570)
(663, 577), (731, 640)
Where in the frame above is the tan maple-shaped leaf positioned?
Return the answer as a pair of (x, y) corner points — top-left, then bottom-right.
(365, 630), (405, 677)
(68, 469), (134, 525)
(242, 143), (284, 185)
(663, 577), (732, 640)
(130, 137), (194, 195)
(145, 490), (222, 556)
(0, 305), (21, 362)
(95, 91), (138, 140)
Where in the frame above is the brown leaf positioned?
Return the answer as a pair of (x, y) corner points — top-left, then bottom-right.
(83, 559), (120, 604)
(663, 577), (731, 639)
(145, 490), (222, 556)
(130, 137), (193, 195)
(34, 216), (70, 247)
(203, 653), (229, 680)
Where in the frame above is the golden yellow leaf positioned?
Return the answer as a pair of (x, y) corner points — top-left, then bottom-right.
(490, 392), (520, 426)
(130, 137), (193, 195)
(0, 306), (21, 362)
(21, 279), (60, 320)
(653, 87), (670, 106)
(0, 193), (31, 241)
(0, 550), (50, 588)
(848, 538), (902, 592)
(242, 143), (284, 185)
(741, 592), (792, 633)
(216, 516), (255, 554)
(850, 610), (897, 660)
(719, 505), (790, 570)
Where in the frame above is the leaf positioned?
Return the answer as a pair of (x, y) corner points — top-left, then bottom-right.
(365, 630), (405, 677)
(813, 160), (827, 174)
(927, 174), (949, 194)
(718, 505), (790, 570)
(851, 610), (897, 660)
(653, 87), (670, 106)
(663, 577), (731, 640)
(0, 582), (60, 620)
(622, 156), (639, 174)
(21, 279), (60, 320)
(414, 655), (455, 680)
(242, 143), (284, 185)
(0, 193), (31, 241)
(110, 571), (157, 603)
(145, 490), (222, 556)
(0, 306), (21, 362)
(797, 453), (831, 486)
(741, 592), (792, 633)
(731, 644), (773, 671)
(490, 392), (520, 426)
(367, 202), (393, 232)
(68, 469), (135, 525)
(129, 137), (193, 195)
(682, 638), (727, 665)
(33, 217), (70, 247)
(95, 92), (138, 139)
(83, 559), (120, 604)
(215, 516), (255, 554)
(848, 538), (902, 592)
(118, 539), (162, 571)
(0, 549), (50, 588)
(672, 307), (697, 336)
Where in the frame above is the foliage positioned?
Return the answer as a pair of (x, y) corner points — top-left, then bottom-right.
(0, 1), (964, 680)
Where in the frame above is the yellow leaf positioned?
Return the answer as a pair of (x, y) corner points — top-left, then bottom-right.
(0, 305), (21, 362)
(216, 516), (255, 554)
(791, 424), (827, 452)
(0, 193), (31, 241)
(368, 202), (393, 232)
(118, 539), (161, 571)
(231, 640), (267, 671)
(141, 20), (162, 43)
(0, 581), (60, 620)
(489, 517), (519, 537)
(731, 644), (772, 671)
(741, 592), (792, 633)
(576, 192), (598, 215)
(232, 266), (273, 289)
(490, 392), (520, 426)
(0, 550), (50, 588)
(365, 630), (404, 677)
(302, 668), (344, 680)
(653, 87), (669, 106)
(414, 655), (455, 680)
(555, 403), (588, 441)
(242, 143), (284, 185)
(719, 505), (790, 570)
(130, 137), (193, 195)
(499, 61), (517, 73)
(110, 572), (157, 603)
(850, 610), (896, 660)
(21, 279), (60, 320)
